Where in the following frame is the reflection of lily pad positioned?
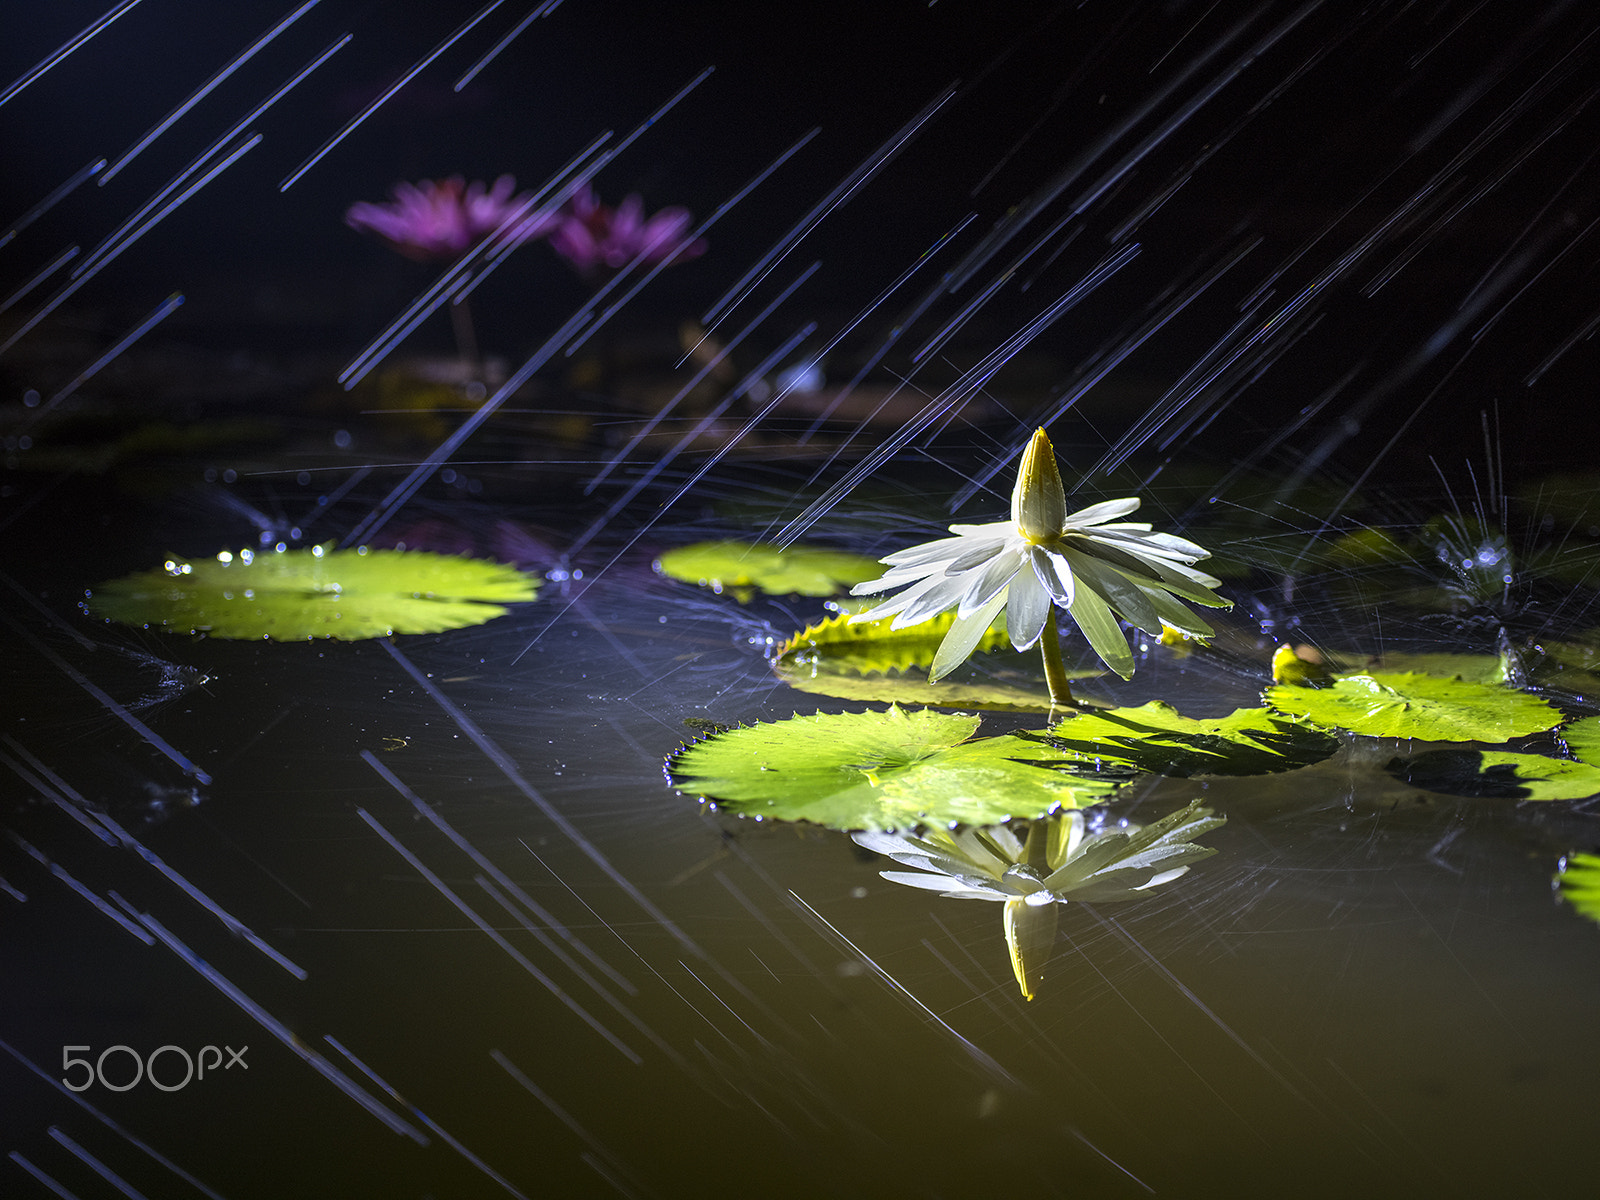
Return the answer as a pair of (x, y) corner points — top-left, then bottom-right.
(1025, 702), (1338, 777)
(665, 705), (1122, 831)
(1556, 852), (1600, 925)
(1264, 673), (1561, 741)
(1387, 750), (1600, 801)
(88, 546), (538, 640)
(654, 541), (880, 600)
(1562, 716), (1600, 767)
(772, 612), (1099, 712)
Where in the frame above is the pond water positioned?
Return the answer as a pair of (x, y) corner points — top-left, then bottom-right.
(5, 2), (1600, 1197)
(5, 464), (1600, 1199)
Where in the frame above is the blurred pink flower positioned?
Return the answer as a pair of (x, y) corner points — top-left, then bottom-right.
(546, 185), (707, 275)
(346, 175), (548, 261)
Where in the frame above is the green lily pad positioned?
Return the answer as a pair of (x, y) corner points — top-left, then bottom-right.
(654, 541), (881, 601)
(1556, 852), (1600, 924)
(1024, 702), (1339, 777)
(87, 546), (538, 640)
(771, 611), (1099, 712)
(770, 669), (1069, 713)
(1387, 749), (1600, 801)
(1561, 716), (1600, 767)
(665, 705), (1123, 831)
(776, 611), (1012, 676)
(1264, 672), (1561, 742)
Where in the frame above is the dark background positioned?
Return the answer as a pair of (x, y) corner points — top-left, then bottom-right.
(3, 0), (1598, 498)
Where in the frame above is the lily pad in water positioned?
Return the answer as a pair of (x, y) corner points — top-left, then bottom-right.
(1387, 749), (1600, 801)
(771, 611), (1099, 712)
(665, 705), (1123, 831)
(1025, 702), (1339, 777)
(654, 541), (881, 601)
(1561, 716), (1600, 767)
(1264, 672), (1561, 741)
(1556, 851), (1600, 925)
(87, 546), (538, 640)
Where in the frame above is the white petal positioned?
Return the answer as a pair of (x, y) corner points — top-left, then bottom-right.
(848, 594), (906, 623)
(1141, 585), (1215, 638)
(1063, 497), (1141, 527)
(945, 538), (1008, 574)
(1029, 545), (1070, 604)
(948, 520), (1015, 538)
(1047, 549), (1076, 608)
(957, 545), (1024, 616)
(879, 533), (973, 567)
(855, 572), (951, 625)
(880, 870), (998, 895)
(1131, 530), (1210, 560)
(894, 570), (971, 627)
(1140, 556), (1228, 600)
(1133, 866), (1191, 890)
(1087, 525), (1210, 564)
(1066, 578), (1134, 677)
(930, 586), (1010, 681)
(851, 830), (919, 856)
(1005, 565), (1051, 651)
(947, 828), (1016, 875)
(1062, 547), (1163, 636)
(851, 574), (909, 597)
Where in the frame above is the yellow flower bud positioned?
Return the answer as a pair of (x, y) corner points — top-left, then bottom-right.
(1271, 643), (1334, 687)
(1011, 427), (1067, 544)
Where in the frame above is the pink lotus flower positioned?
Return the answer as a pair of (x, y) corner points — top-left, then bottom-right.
(346, 175), (548, 262)
(546, 184), (707, 276)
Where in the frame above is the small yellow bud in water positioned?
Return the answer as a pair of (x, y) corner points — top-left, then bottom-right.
(1271, 643), (1334, 687)
(1158, 622), (1210, 655)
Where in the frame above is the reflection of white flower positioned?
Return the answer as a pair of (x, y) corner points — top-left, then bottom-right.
(852, 801), (1224, 905)
(854, 802), (1225, 1001)
(849, 428), (1228, 682)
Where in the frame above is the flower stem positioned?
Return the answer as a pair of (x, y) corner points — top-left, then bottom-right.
(1039, 607), (1075, 709)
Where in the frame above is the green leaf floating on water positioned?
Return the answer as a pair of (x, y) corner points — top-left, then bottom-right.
(654, 541), (881, 601)
(771, 611), (1098, 712)
(1387, 749), (1600, 801)
(777, 611), (1012, 676)
(1025, 701), (1339, 777)
(1556, 852), (1600, 924)
(1264, 672), (1561, 741)
(1561, 716), (1600, 766)
(87, 546), (538, 640)
(665, 705), (1123, 831)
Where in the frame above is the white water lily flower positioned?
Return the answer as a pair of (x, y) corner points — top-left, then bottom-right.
(849, 427), (1229, 683)
(853, 802), (1225, 1000)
